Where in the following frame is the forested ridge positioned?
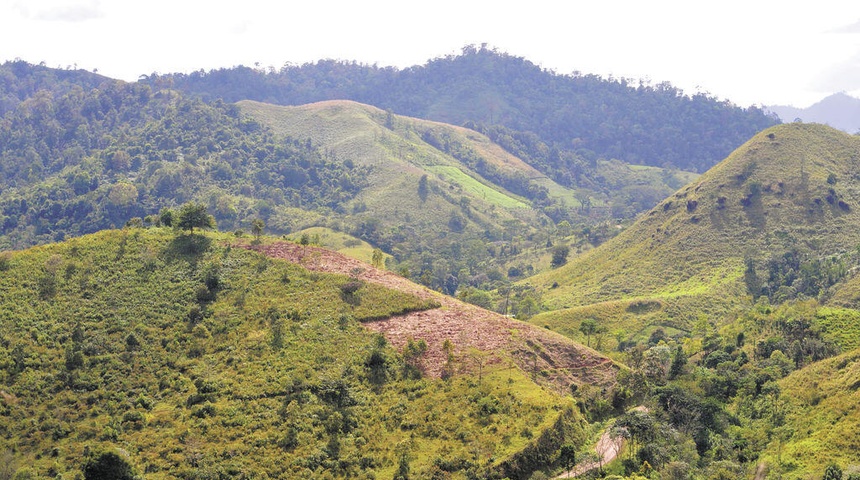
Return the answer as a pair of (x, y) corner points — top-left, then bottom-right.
(151, 45), (779, 174)
(0, 60), (366, 249)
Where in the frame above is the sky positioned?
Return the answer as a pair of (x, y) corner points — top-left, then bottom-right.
(2, 0), (860, 108)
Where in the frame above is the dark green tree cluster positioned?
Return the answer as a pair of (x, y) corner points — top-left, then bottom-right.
(601, 299), (844, 479)
(0, 62), (368, 249)
(748, 248), (851, 303)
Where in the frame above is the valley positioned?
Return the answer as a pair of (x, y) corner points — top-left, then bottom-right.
(0, 52), (858, 479)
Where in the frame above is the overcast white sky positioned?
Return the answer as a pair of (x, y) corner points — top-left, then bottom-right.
(2, 0), (860, 108)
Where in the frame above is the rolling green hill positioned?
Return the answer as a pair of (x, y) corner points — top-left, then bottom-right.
(238, 99), (584, 285)
(0, 61), (698, 297)
(0, 227), (596, 479)
(527, 123), (860, 346)
(154, 45), (778, 173)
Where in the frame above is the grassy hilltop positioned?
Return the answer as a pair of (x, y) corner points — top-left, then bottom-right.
(527, 123), (860, 346)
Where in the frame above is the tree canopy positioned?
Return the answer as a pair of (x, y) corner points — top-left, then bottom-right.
(175, 203), (216, 233)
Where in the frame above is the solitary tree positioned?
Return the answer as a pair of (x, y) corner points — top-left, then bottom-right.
(551, 245), (570, 268)
(176, 203), (216, 234)
(823, 464), (843, 480)
(580, 319), (598, 348)
(251, 218), (265, 240)
(158, 207), (175, 227)
(669, 344), (687, 379)
(371, 248), (384, 268)
(418, 174), (429, 202)
(83, 451), (136, 480)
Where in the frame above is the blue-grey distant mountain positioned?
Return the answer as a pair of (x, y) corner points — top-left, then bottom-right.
(767, 92), (860, 133)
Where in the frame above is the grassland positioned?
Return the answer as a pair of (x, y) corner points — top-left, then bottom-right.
(525, 123), (860, 345)
(426, 165), (529, 208)
(0, 228), (584, 479)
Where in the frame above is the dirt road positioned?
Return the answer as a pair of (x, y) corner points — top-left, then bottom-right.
(555, 406), (648, 478)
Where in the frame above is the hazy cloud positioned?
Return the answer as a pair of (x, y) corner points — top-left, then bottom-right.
(830, 19), (860, 33)
(230, 21), (251, 36)
(15, 0), (104, 22)
(812, 51), (860, 92)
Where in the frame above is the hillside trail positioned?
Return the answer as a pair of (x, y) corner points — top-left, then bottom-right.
(554, 406), (648, 479)
(241, 241), (618, 389)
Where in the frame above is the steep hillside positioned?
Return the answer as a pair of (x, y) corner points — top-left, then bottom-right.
(754, 348), (860, 478)
(156, 46), (778, 173)
(239, 99), (582, 284)
(0, 227), (607, 479)
(245, 239), (618, 390)
(528, 123), (860, 343)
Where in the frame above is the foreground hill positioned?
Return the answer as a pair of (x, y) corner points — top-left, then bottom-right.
(0, 227), (615, 479)
(155, 46), (778, 173)
(527, 123), (860, 344)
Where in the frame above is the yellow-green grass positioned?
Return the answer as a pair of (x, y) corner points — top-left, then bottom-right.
(526, 124), (860, 336)
(285, 226), (389, 265)
(756, 348), (860, 478)
(427, 165), (529, 208)
(238, 100), (542, 238)
(814, 307), (860, 352)
(528, 287), (747, 357)
(239, 99), (578, 215)
(0, 228), (584, 479)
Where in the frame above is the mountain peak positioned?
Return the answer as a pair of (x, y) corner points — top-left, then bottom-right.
(530, 122), (860, 325)
(767, 93), (860, 132)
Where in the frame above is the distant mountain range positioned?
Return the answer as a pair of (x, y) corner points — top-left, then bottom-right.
(766, 92), (860, 133)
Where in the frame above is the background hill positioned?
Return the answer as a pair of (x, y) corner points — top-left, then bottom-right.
(0, 60), (108, 116)
(0, 227), (608, 479)
(0, 60), (700, 297)
(526, 123), (860, 347)
(767, 93), (860, 134)
(149, 45), (779, 174)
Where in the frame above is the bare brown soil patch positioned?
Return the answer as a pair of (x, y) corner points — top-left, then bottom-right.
(243, 241), (618, 391)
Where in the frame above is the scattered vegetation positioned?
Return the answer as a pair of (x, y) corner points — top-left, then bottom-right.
(0, 226), (583, 478)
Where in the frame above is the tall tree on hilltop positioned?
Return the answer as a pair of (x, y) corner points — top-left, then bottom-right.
(176, 203), (216, 234)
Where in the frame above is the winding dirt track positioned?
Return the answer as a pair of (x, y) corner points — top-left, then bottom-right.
(243, 241), (618, 391)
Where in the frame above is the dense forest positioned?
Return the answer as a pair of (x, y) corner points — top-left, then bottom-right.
(0, 61), (367, 249)
(151, 45), (779, 174)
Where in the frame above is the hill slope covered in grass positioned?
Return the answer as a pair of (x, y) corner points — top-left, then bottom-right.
(757, 347), (860, 478)
(0, 61), (696, 297)
(527, 123), (860, 346)
(154, 45), (778, 173)
(0, 227), (604, 479)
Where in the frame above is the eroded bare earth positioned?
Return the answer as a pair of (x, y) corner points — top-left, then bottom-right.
(243, 241), (618, 391)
